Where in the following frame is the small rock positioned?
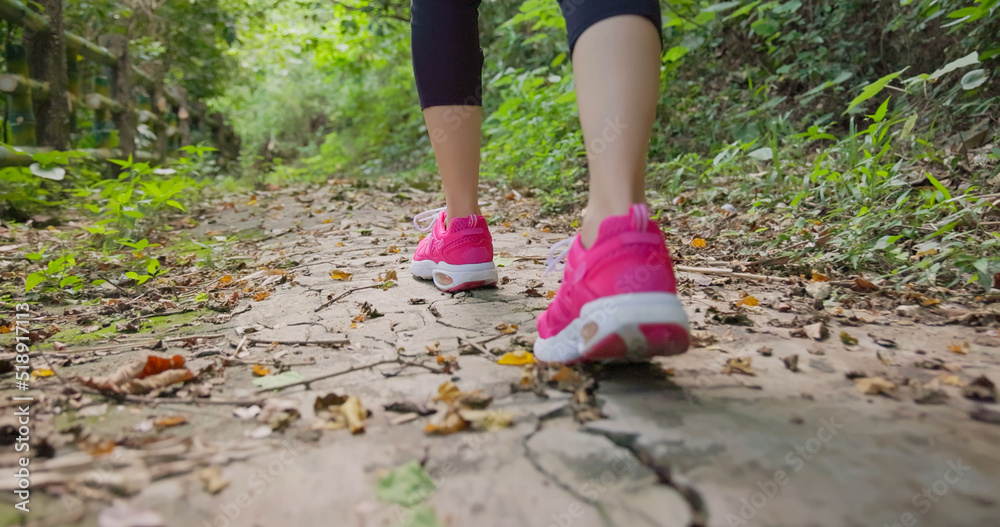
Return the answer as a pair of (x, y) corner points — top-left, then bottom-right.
(777, 303), (792, 313)
(896, 305), (921, 317)
(757, 346), (773, 357)
(805, 282), (832, 301)
(962, 376), (997, 403)
(804, 322), (829, 341)
(913, 383), (949, 405)
(782, 354), (799, 372)
(970, 406), (1000, 425)
(808, 359), (835, 373)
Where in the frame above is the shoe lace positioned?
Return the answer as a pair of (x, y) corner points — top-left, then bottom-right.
(412, 206), (446, 233)
(412, 201), (489, 233)
(545, 236), (574, 275)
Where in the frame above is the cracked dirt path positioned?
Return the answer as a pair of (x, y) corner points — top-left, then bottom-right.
(11, 182), (1000, 527)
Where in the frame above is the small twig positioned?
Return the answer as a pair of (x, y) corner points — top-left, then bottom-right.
(254, 358), (399, 394)
(79, 387), (259, 406)
(246, 337), (349, 348)
(315, 285), (381, 311)
(675, 265), (798, 284)
(457, 336), (492, 356)
(164, 334), (225, 343)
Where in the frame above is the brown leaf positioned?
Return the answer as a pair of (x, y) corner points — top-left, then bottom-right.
(853, 277), (878, 292)
(721, 357), (755, 376)
(854, 377), (897, 396)
(153, 415), (188, 431)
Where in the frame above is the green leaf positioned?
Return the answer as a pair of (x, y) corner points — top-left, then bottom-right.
(252, 371), (304, 389)
(25, 272), (46, 292)
(751, 18), (781, 37)
(925, 173), (952, 201)
(703, 1), (741, 13)
(59, 276), (82, 288)
(663, 46), (689, 62)
(401, 507), (441, 527)
(748, 147), (773, 161)
(960, 69), (987, 90)
(166, 199), (186, 211)
(493, 256), (513, 268)
(927, 52), (979, 81)
(375, 460), (436, 507)
(869, 96), (891, 123)
(845, 70), (904, 112)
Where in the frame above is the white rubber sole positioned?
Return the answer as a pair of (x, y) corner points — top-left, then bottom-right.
(534, 292), (690, 364)
(410, 260), (499, 292)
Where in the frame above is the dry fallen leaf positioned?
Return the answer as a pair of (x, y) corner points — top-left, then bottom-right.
(252, 364), (271, 376)
(811, 270), (830, 282)
(495, 323), (519, 334)
(721, 356), (755, 376)
(962, 376), (997, 403)
(424, 410), (468, 435)
(855, 377), (897, 396)
(737, 295), (759, 307)
(853, 277), (878, 292)
(79, 355), (193, 395)
(947, 342), (971, 355)
(497, 350), (536, 366)
(254, 291), (270, 301)
(939, 374), (965, 387)
(153, 415), (188, 431)
(341, 396), (367, 434)
(32, 368), (55, 378)
(691, 238), (707, 248)
(331, 269), (353, 281)
(458, 409), (513, 431)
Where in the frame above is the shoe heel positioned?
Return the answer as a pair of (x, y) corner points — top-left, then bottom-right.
(579, 323), (689, 363)
(432, 268), (498, 292)
(639, 323), (690, 357)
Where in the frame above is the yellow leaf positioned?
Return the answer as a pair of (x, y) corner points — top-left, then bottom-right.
(947, 342), (970, 355)
(691, 238), (707, 248)
(331, 270), (353, 281)
(922, 297), (941, 307)
(433, 381), (464, 404)
(340, 396), (366, 434)
(254, 291), (270, 302)
(252, 365), (271, 376)
(915, 248), (938, 258)
(153, 415), (189, 430)
(939, 374), (965, 387)
(497, 350), (536, 366)
(387, 246), (401, 254)
(424, 411), (468, 435)
(811, 270), (830, 282)
(322, 219), (332, 224)
(495, 323), (518, 334)
(32, 369), (55, 378)
(737, 295), (759, 307)
(336, 242), (344, 247)
(218, 275), (233, 285)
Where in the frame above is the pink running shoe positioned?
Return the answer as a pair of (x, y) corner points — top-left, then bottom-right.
(409, 206), (499, 292)
(534, 204), (689, 363)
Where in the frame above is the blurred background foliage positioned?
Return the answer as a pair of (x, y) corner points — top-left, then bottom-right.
(3, 0), (999, 291)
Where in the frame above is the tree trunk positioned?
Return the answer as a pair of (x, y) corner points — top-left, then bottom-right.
(23, 0), (70, 149)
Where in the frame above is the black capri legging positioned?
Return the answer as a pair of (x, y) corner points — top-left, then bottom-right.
(411, 0), (662, 109)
